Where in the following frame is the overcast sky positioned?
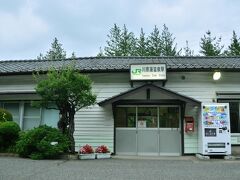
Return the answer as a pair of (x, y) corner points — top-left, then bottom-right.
(0, 0), (240, 60)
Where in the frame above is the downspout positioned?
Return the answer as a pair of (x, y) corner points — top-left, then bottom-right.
(181, 102), (186, 155)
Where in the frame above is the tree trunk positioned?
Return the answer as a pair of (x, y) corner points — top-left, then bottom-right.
(68, 108), (76, 153)
(58, 104), (76, 153)
(58, 108), (68, 134)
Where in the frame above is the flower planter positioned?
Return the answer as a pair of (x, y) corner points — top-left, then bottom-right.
(96, 153), (111, 159)
(78, 153), (96, 160)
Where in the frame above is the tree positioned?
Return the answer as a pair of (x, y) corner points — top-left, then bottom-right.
(199, 30), (223, 56)
(226, 31), (240, 56)
(34, 65), (96, 153)
(183, 41), (194, 56)
(38, 38), (67, 60)
(148, 25), (162, 56)
(160, 24), (181, 56)
(104, 24), (122, 56)
(97, 47), (104, 57)
(135, 28), (149, 56)
(119, 24), (136, 56)
(103, 24), (136, 56)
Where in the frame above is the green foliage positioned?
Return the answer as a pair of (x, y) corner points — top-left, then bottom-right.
(146, 25), (162, 56)
(37, 37), (67, 60)
(100, 24), (181, 57)
(34, 65), (96, 152)
(104, 24), (136, 56)
(97, 47), (105, 57)
(104, 24), (122, 56)
(136, 28), (149, 56)
(36, 38), (95, 153)
(200, 30), (223, 56)
(15, 125), (70, 159)
(160, 24), (180, 56)
(226, 31), (240, 56)
(100, 25), (240, 57)
(35, 66), (96, 112)
(119, 25), (136, 56)
(0, 108), (13, 122)
(183, 41), (194, 56)
(0, 121), (20, 151)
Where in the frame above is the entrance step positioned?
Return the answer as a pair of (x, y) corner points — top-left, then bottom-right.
(196, 154), (210, 160)
(113, 155), (195, 161)
(196, 154), (236, 160)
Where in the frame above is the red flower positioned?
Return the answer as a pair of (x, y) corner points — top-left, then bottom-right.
(95, 145), (110, 153)
(79, 144), (94, 154)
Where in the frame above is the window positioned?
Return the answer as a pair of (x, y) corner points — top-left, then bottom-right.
(3, 103), (20, 125)
(115, 106), (180, 128)
(159, 107), (179, 128)
(115, 107), (136, 128)
(23, 103), (41, 130)
(228, 102), (240, 133)
(138, 107), (157, 128)
(218, 100), (240, 133)
(0, 101), (59, 130)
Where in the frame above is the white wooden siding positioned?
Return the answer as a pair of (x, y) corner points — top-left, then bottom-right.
(1, 72), (240, 154)
(74, 74), (130, 151)
(165, 72), (240, 154)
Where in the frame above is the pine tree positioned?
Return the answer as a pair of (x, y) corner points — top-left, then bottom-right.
(136, 28), (149, 56)
(119, 24), (136, 56)
(183, 41), (194, 56)
(97, 47), (104, 57)
(148, 25), (162, 56)
(160, 24), (180, 56)
(38, 38), (67, 60)
(102, 24), (136, 56)
(104, 24), (122, 56)
(226, 31), (240, 56)
(199, 30), (223, 56)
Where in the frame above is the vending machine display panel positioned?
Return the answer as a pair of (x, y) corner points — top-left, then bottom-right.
(199, 103), (231, 155)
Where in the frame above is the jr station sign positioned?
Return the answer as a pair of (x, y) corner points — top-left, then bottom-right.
(130, 64), (166, 81)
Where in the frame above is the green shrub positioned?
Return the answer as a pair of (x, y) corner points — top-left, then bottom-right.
(0, 121), (20, 151)
(0, 108), (13, 122)
(16, 125), (70, 159)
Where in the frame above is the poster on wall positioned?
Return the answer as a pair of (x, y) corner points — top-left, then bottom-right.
(138, 120), (146, 128)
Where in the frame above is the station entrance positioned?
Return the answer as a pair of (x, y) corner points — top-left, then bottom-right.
(115, 106), (181, 156)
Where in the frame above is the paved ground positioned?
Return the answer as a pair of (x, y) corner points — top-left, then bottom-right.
(1, 156), (240, 180)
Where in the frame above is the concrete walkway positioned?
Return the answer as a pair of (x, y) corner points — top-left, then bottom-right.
(1, 156), (240, 180)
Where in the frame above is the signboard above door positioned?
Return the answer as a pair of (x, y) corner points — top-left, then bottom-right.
(130, 64), (166, 81)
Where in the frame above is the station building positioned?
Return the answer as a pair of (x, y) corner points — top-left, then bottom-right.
(0, 56), (240, 155)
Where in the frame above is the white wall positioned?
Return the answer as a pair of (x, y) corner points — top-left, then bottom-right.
(165, 72), (240, 153)
(1, 72), (240, 153)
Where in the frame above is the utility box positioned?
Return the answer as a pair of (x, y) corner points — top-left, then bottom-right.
(199, 103), (231, 155)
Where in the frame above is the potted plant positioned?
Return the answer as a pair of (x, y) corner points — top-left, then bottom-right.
(78, 144), (95, 160)
(95, 145), (111, 159)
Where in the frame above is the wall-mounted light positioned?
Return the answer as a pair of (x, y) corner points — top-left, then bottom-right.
(213, 72), (221, 80)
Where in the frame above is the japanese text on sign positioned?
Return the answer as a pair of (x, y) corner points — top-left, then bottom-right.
(130, 64), (166, 80)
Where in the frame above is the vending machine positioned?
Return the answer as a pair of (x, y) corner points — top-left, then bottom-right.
(199, 103), (231, 155)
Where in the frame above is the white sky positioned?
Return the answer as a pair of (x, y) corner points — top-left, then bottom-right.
(0, 0), (240, 60)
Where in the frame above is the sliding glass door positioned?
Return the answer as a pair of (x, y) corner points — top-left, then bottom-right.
(115, 105), (181, 156)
